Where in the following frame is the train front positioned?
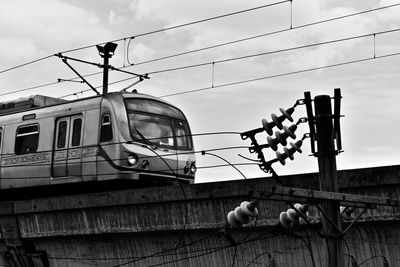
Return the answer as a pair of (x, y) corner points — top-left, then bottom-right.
(98, 92), (196, 184)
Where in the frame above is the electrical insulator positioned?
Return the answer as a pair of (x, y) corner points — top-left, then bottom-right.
(275, 125), (297, 145)
(257, 106), (296, 136)
(271, 107), (295, 130)
(227, 201), (258, 228)
(279, 211), (294, 229)
(276, 140), (303, 165)
(340, 206), (354, 221)
(261, 118), (275, 136)
(267, 125), (297, 151)
(279, 203), (309, 229)
(241, 107), (294, 140)
(266, 136), (280, 151)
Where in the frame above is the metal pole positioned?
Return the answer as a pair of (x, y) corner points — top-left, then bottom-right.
(314, 95), (344, 267)
(102, 48), (110, 95)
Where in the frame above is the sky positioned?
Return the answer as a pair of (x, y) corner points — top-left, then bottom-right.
(0, 0), (399, 183)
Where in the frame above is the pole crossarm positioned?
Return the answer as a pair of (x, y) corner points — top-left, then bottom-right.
(255, 186), (400, 208)
(54, 53), (102, 68)
(54, 53), (149, 95)
(56, 55), (100, 95)
(109, 66), (149, 80)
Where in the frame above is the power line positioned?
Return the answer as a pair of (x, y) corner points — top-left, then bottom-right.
(131, 2), (400, 66)
(0, 55), (53, 75)
(0, 1), (290, 76)
(47, 228), (282, 263)
(147, 28), (400, 75)
(110, 226), (228, 267)
(67, 2), (400, 84)
(158, 51), (400, 98)
(139, 226), (282, 267)
(129, 1), (290, 39)
(0, 81), (60, 97)
(57, 76), (136, 99)
(1, 2), (399, 98)
(0, 131), (243, 158)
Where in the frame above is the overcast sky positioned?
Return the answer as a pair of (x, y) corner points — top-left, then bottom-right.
(1, 0), (399, 183)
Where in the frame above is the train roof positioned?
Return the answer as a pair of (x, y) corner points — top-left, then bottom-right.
(0, 91), (176, 117)
(0, 95), (67, 115)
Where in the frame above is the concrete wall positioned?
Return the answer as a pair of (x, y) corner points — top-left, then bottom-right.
(1, 164), (400, 266)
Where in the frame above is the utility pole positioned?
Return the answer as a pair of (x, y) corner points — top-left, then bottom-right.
(314, 95), (344, 267)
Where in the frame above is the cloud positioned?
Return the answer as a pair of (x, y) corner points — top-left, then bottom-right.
(0, 0), (109, 63)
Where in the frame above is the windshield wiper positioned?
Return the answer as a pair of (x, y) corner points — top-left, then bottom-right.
(133, 127), (158, 150)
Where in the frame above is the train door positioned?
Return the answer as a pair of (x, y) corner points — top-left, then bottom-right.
(53, 115), (83, 178)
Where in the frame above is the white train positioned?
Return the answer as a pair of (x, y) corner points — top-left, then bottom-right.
(0, 92), (196, 191)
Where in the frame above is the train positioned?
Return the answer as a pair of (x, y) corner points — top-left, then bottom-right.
(0, 91), (196, 192)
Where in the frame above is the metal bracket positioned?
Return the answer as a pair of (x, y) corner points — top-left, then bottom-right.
(342, 206), (369, 235)
(55, 54), (100, 95)
(304, 92), (316, 153)
(333, 88), (343, 152)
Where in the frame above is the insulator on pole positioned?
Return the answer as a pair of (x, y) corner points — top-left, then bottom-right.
(276, 141), (303, 165)
(240, 201), (259, 217)
(271, 107), (295, 130)
(227, 210), (243, 228)
(261, 118), (276, 136)
(275, 125), (297, 145)
(267, 135), (280, 151)
(227, 201), (258, 228)
(279, 211), (293, 229)
(280, 203), (309, 229)
(340, 206), (354, 221)
(286, 208), (300, 225)
(267, 124), (299, 152)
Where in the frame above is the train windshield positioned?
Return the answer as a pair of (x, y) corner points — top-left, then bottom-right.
(125, 99), (192, 150)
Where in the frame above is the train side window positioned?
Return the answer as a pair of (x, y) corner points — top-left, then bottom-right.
(57, 121), (68, 148)
(15, 124), (39, 154)
(100, 114), (113, 142)
(71, 118), (82, 146)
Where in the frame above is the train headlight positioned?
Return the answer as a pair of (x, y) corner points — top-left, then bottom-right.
(142, 160), (150, 169)
(127, 153), (139, 166)
(190, 163), (197, 174)
(184, 165), (190, 174)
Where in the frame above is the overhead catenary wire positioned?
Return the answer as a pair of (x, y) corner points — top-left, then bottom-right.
(201, 151), (256, 193)
(147, 27), (400, 75)
(0, 161), (260, 179)
(0, 130), (262, 179)
(159, 51), (400, 98)
(0, 1), (290, 76)
(0, 55), (53, 75)
(1, 2), (399, 99)
(0, 131), (244, 159)
(131, 2), (400, 67)
(52, 27), (400, 99)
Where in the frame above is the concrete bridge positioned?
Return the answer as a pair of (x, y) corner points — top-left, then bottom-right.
(0, 164), (400, 266)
